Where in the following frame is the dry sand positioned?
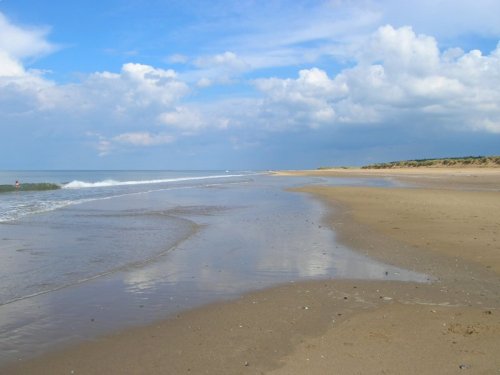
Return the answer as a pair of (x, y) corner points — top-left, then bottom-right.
(3, 168), (500, 374)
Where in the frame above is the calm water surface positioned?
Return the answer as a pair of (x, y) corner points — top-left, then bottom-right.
(0, 171), (428, 365)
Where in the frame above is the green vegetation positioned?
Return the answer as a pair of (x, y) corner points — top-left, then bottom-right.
(361, 156), (500, 169)
(317, 166), (352, 170)
(0, 183), (61, 193)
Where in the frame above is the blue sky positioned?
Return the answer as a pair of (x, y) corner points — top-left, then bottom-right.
(1, 0), (499, 169)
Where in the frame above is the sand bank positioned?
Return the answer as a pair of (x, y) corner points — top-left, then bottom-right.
(4, 168), (500, 374)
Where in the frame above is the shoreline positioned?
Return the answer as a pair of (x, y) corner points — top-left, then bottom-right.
(4, 168), (500, 374)
(275, 167), (500, 191)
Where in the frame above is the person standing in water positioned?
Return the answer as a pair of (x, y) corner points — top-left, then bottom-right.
(15, 180), (20, 189)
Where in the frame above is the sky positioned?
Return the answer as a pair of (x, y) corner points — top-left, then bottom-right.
(1, 0), (499, 170)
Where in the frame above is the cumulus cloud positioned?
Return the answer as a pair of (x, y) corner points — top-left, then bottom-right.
(83, 63), (190, 110)
(0, 11), (196, 161)
(254, 68), (342, 129)
(1, 61), (190, 120)
(358, 25), (440, 75)
(2, 7), (500, 166)
(253, 25), (500, 133)
(0, 12), (190, 123)
(0, 17), (191, 157)
(0, 11), (189, 107)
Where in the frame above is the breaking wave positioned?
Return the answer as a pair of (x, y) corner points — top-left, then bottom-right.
(0, 183), (61, 193)
(62, 174), (244, 189)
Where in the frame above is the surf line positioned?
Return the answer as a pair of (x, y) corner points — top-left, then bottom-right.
(62, 174), (248, 189)
(0, 180), (253, 223)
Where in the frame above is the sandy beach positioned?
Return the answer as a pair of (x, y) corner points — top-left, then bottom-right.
(4, 168), (500, 374)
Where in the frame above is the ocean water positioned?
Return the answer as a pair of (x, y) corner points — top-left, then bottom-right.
(0, 170), (248, 223)
(0, 171), (429, 365)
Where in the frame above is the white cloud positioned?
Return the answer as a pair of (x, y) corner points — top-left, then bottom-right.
(255, 68), (341, 98)
(194, 51), (247, 70)
(203, 1), (381, 70)
(0, 50), (25, 76)
(168, 0), (500, 77)
(0, 12), (56, 76)
(1, 61), (190, 118)
(113, 132), (175, 146)
(2, 7), (500, 164)
(254, 68), (342, 129)
(253, 25), (500, 132)
(0, 13), (195, 158)
(86, 63), (189, 108)
(0, 12), (60, 113)
(166, 53), (189, 64)
(358, 25), (440, 76)
(86, 131), (175, 157)
(157, 106), (205, 131)
(186, 51), (250, 85)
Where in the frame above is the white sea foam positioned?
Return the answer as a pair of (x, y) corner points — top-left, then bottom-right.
(0, 200), (75, 223)
(0, 171), (257, 223)
(62, 174), (245, 189)
(0, 178), (251, 223)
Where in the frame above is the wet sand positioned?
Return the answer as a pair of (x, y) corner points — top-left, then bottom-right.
(4, 168), (500, 374)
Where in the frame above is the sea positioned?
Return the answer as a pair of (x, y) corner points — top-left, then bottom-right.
(0, 170), (429, 365)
